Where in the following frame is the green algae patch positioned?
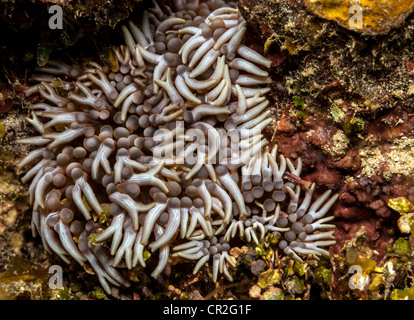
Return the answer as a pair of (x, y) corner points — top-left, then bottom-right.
(262, 286), (285, 300)
(0, 256), (50, 300)
(92, 287), (108, 300)
(57, 287), (79, 300)
(391, 287), (414, 300)
(0, 122), (5, 141)
(392, 238), (411, 257)
(286, 275), (306, 295)
(293, 260), (307, 277)
(388, 197), (414, 213)
(314, 266), (332, 287)
(257, 269), (280, 289)
(292, 95), (308, 120)
(356, 257), (377, 272)
(344, 116), (365, 135)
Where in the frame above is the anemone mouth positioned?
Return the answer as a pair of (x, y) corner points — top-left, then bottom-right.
(19, 0), (337, 295)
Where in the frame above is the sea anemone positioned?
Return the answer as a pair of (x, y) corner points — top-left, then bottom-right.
(19, 0), (338, 295)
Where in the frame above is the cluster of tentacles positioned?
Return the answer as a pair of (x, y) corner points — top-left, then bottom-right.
(19, 0), (338, 294)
